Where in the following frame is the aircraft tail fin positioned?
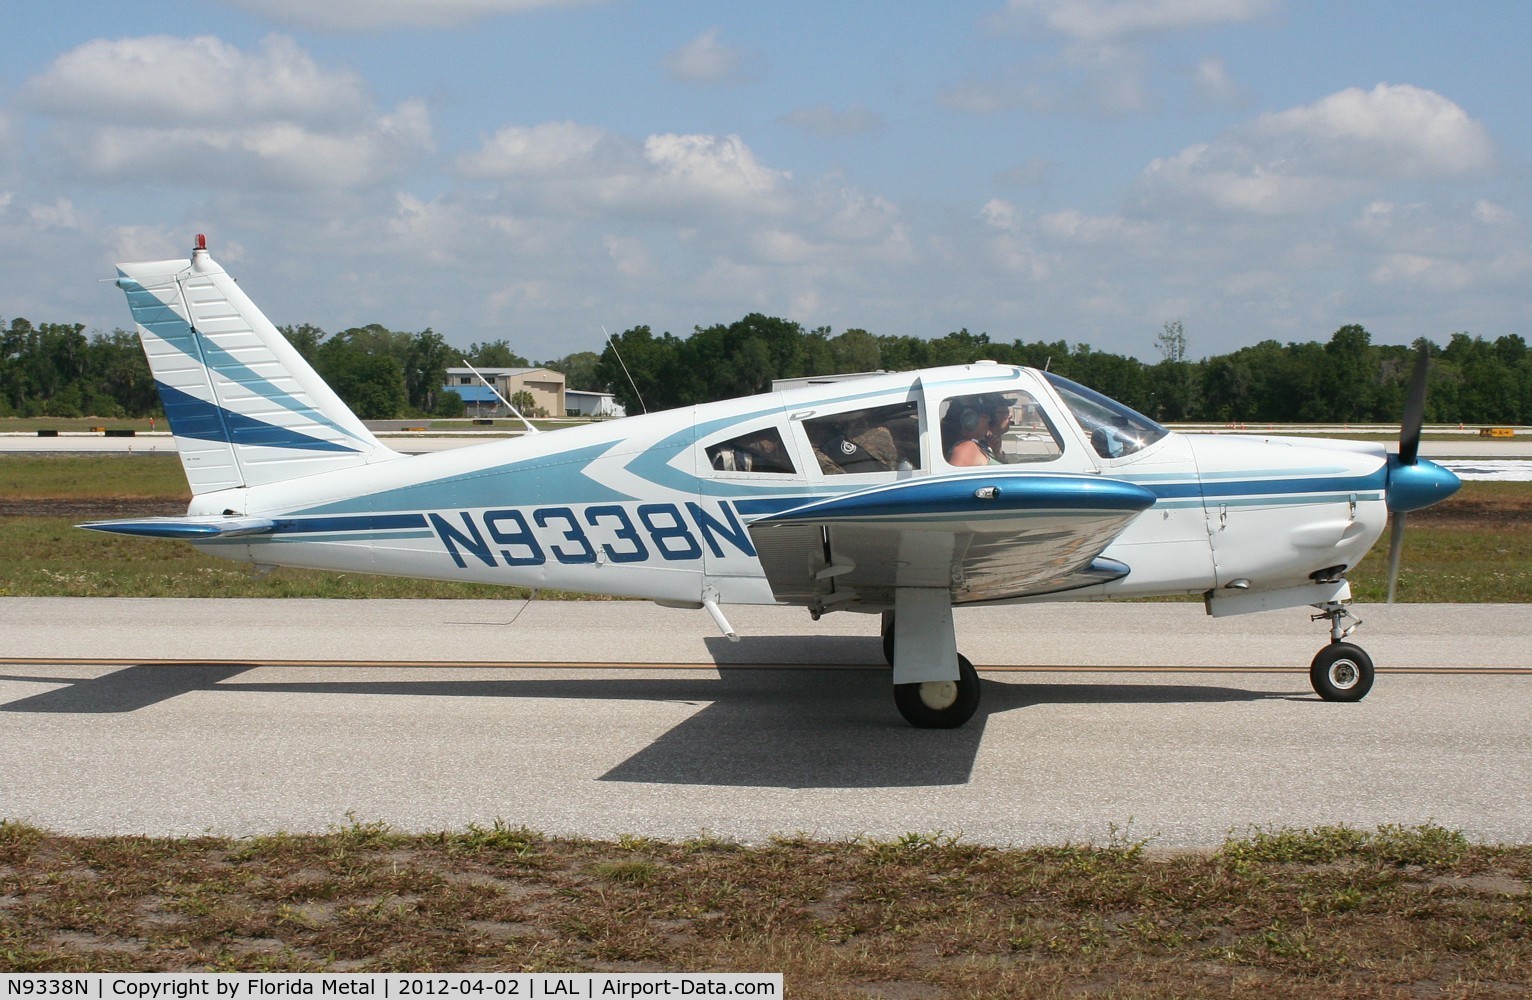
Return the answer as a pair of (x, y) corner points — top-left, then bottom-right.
(115, 237), (401, 494)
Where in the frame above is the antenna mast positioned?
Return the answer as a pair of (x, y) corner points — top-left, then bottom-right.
(461, 359), (539, 434)
(603, 325), (647, 415)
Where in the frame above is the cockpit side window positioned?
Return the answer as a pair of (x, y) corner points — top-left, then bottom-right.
(803, 401), (922, 475)
(939, 389), (1063, 467)
(1044, 372), (1167, 459)
(705, 426), (797, 474)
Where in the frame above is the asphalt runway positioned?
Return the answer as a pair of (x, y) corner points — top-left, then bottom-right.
(1, 599), (1528, 848)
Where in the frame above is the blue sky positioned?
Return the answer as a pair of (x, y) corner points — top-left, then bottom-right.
(2, 0), (1528, 363)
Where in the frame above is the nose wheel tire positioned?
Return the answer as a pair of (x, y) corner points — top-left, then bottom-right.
(1309, 642), (1375, 702)
(894, 654), (981, 728)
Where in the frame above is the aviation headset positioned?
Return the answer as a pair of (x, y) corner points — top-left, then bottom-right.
(956, 394), (1008, 432)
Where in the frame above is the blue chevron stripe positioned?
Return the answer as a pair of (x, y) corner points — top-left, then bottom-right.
(156, 382), (359, 453)
(121, 276), (369, 446)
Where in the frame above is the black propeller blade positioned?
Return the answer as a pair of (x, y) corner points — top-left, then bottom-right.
(1398, 346), (1430, 467)
(1385, 515), (1408, 605)
(1386, 346), (1433, 602)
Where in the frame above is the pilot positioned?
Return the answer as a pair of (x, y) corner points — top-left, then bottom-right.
(984, 396), (1014, 460)
(944, 393), (1010, 466)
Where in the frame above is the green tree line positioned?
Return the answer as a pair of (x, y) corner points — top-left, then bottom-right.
(3, 312), (1529, 424)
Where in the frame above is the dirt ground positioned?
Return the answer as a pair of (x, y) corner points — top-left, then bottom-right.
(0, 497), (186, 518)
(1414, 489), (1532, 529)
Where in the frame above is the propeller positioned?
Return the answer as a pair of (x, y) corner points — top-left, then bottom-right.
(1384, 347), (1456, 603)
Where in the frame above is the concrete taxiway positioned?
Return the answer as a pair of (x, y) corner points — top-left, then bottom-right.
(1, 598), (1528, 847)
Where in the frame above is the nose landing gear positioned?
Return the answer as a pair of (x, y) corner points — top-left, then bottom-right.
(1309, 602), (1374, 701)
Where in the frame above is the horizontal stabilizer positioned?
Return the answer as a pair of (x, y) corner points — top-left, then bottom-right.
(77, 516), (276, 540)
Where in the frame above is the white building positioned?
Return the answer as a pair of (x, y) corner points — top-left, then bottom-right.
(565, 389), (626, 418)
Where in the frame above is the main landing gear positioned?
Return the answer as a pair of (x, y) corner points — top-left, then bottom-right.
(881, 609), (982, 729)
(1309, 602), (1374, 702)
(894, 653), (982, 728)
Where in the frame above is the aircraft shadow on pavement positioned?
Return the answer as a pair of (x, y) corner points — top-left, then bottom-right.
(0, 664), (257, 714)
(0, 660), (1293, 790)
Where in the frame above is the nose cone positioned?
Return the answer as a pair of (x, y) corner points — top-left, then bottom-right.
(1387, 456), (1461, 512)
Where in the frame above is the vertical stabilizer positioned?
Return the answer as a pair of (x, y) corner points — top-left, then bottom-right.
(116, 237), (401, 494)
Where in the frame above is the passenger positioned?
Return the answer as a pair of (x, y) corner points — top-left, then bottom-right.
(824, 416), (898, 473)
(713, 429), (790, 473)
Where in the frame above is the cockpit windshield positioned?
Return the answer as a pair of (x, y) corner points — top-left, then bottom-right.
(1044, 372), (1167, 460)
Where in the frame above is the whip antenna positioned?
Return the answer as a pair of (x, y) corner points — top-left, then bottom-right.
(603, 325), (648, 415)
(461, 359), (539, 434)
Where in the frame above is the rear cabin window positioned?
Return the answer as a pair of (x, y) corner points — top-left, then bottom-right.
(802, 401), (922, 475)
(705, 427), (797, 474)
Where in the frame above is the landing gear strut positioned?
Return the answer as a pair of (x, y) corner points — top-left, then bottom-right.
(1309, 602), (1374, 702)
(883, 599), (983, 728)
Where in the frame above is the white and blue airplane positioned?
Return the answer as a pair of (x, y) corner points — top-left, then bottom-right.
(83, 237), (1462, 727)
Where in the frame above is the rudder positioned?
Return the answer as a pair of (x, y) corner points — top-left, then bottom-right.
(116, 236), (401, 494)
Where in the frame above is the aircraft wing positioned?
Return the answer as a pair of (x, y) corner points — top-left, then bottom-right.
(746, 473), (1156, 609)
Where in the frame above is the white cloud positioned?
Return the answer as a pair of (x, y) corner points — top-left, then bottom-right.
(218, 0), (597, 31)
(433, 124), (916, 337)
(1139, 84), (1495, 214)
(1258, 84), (1494, 180)
(602, 234), (655, 279)
(28, 197), (85, 232)
(458, 125), (790, 218)
(25, 35), (370, 127)
(778, 103), (884, 137)
(662, 29), (763, 86)
(1039, 209), (1150, 244)
(24, 36), (432, 190)
(642, 133), (785, 207)
(1473, 200), (1511, 226)
(981, 199), (1023, 232)
(958, 1), (1274, 118)
(458, 122), (612, 179)
(1191, 55), (1246, 107)
(999, 0), (1278, 41)
(1370, 253), (1476, 293)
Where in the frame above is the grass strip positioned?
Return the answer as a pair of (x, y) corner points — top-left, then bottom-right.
(1, 820), (1528, 993)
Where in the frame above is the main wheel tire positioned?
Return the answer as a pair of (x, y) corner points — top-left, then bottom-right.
(881, 612), (895, 665)
(894, 654), (981, 728)
(1309, 642), (1375, 702)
